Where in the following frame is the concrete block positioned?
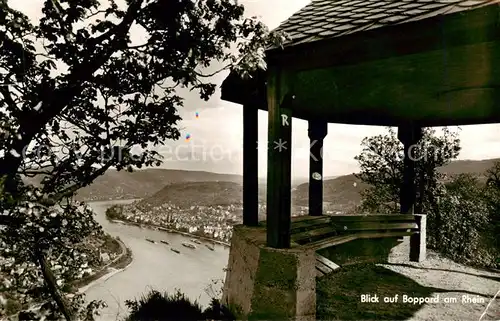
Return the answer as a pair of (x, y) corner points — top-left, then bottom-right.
(223, 225), (317, 320)
(410, 214), (426, 262)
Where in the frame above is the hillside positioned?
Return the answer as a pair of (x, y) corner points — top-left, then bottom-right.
(135, 181), (267, 209)
(437, 158), (499, 178)
(136, 157), (491, 214)
(25, 157), (500, 205)
(292, 158), (500, 212)
(138, 157), (499, 213)
(292, 176), (338, 187)
(292, 174), (368, 212)
(73, 169), (244, 201)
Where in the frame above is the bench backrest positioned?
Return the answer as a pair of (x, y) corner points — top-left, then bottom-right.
(291, 214), (420, 248)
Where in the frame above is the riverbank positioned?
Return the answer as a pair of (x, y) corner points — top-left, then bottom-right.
(3, 237), (132, 320)
(84, 199), (230, 319)
(109, 218), (230, 247)
(73, 237), (133, 292)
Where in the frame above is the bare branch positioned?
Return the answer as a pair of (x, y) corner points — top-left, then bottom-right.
(0, 86), (17, 111)
(194, 64), (232, 78)
(40, 161), (114, 207)
(83, 9), (108, 20)
(88, 0), (145, 47)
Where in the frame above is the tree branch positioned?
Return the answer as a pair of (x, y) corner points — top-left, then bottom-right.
(88, 0), (144, 47)
(0, 87), (17, 111)
(22, 0), (145, 136)
(83, 9), (108, 20)
(194, 64), (232, 78)
(39, 161), (115, 207)
(0, 159), (114, 227)
(1, 0), (145, 187)
(35, 245), (75, 321)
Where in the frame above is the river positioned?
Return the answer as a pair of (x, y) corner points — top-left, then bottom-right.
(84, 200), (229, 321)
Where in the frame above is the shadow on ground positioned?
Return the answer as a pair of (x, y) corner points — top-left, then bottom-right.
(382, 262), (500, 282)
(316, 264), (490, 320)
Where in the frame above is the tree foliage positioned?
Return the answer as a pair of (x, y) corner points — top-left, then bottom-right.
(124, 289), (235, 321)
(354, 127), (499, 268)
(105, 204), (122, 220)
(484, 161), (500, 256)
(354, 127), (461, 214)
(432, 173), (495, 266)
(0, 0), (282, 318)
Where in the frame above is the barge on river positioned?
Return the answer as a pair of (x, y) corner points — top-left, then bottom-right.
(182, 242), (196, 249)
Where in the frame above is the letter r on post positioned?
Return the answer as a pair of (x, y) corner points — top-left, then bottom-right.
(281, 114), (289, 126)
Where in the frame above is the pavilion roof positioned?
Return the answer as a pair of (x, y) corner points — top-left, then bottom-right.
(272, 0), (499, 48)
(222, 0), (500, 126)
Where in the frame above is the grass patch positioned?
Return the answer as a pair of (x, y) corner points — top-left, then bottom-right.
(70, 268), (110, 291)
(316, 263), (435, 320)
(101, 234), (122, 254)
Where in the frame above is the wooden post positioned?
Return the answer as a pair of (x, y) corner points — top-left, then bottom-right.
(242, 103), (258, 226)
(397, 124), (425, 262)
(266, 69), (293, 249)
(397, 125), (423, 214)
(308, 120), (328, 216)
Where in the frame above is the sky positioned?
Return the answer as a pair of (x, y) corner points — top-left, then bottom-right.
(8, 0), (500, 179)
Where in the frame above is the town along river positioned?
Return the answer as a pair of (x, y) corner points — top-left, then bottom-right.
(84, 200), (229, 320)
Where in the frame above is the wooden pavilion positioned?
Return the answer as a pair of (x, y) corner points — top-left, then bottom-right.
(221, 0), (500, 319)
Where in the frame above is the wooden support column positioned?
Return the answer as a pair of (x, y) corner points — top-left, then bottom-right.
(308, 120), (328, 216)
(242, 103), (258, 226)
(397, 125), (423, 214)
(398, 124), (426, 262)
(266, 69), (293, 249)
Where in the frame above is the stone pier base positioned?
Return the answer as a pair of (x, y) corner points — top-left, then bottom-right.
(410, 214), (427, 262)
(222, 225), (316, 320)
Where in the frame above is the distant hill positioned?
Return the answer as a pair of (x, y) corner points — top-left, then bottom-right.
(137, 158), (500, 213)
(437, 158), (499, 178)
(292, 158), (500, 212)
(292, 176), (338, 187)
(134, 156), (498, 212)
(136, 181), (242, 208)
(72, 169), (243, 201)
(135, 181), (267, 209)
(292, 174), (368, 210)
(25, 157), (500, 205)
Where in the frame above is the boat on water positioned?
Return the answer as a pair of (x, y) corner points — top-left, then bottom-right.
(146, 238), (156, 244)
(205, 244), (215, 251)
(160, 240), (169, 245)
(170, 248), (180, 254)
(182, 242), (196, 249)
(191, 239), (202, 244)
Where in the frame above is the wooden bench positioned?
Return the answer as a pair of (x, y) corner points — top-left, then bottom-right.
(315, 253), (340, 277)
(289, 214), (425, 275)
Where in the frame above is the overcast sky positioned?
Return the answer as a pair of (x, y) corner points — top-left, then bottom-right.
(10, 0), (500, 179)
